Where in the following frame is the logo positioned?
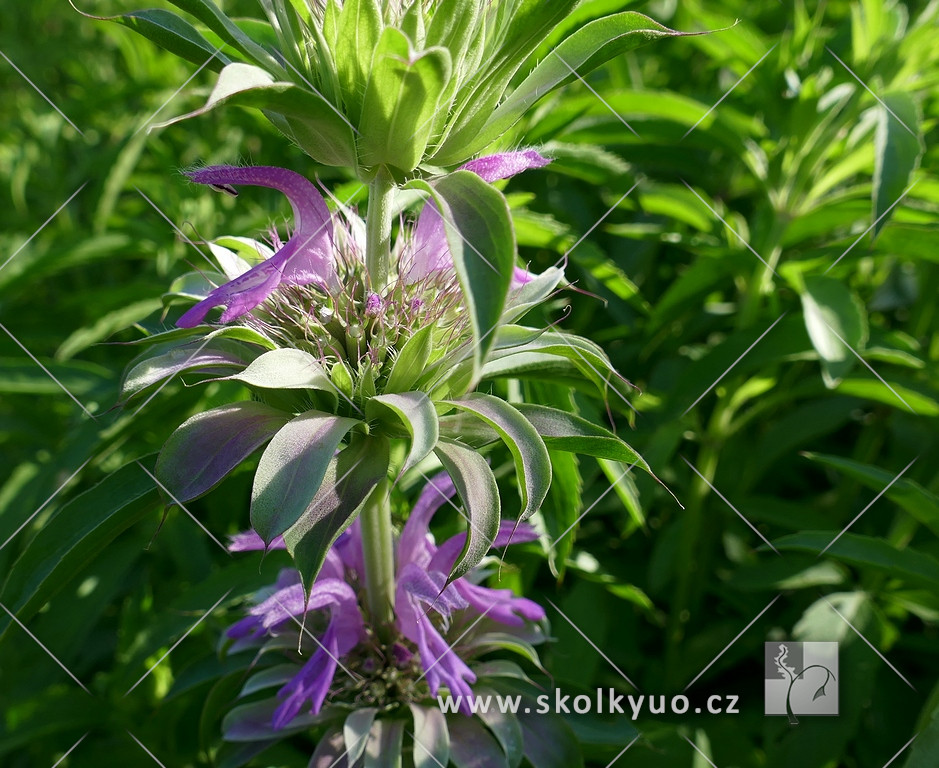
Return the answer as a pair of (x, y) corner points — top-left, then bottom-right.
(764, 641), (838, 723)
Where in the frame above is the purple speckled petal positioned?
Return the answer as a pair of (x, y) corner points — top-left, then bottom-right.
(459, 150), (551, 183)
(177, 166), (337, 327)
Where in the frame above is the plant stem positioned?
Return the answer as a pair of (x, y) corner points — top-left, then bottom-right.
(365, 167), (395, 292)
(360, 478), (395, 634)
(360, 170), (397, 637)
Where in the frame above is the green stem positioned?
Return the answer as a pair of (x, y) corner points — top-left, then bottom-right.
(360, 478), (395, 633)
(365, 167), (395, 292)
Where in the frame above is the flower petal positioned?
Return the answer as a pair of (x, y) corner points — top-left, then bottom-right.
(177, 166), (337, 327)
(397, 471), (457, 568)
(459, 150), (551, 183)
(272, 622), (339, 726)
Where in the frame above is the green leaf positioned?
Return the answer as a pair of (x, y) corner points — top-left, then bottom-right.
(359, 28), (451, 172)
(804, 453), (939, 537)
(448, 715), (509, 768)
(406, 172), (515, 381)
(801, 275), (868, 387)
(433, 439), (501, 582)
(873, 92), (922, 238)
(444, 393), (550, 522)
(473, 686), (525, 768)
(477, 12), (683, 152)
(0, 463), (159, 640)
(155, 402), (290, 503)
(210, 348), (337, 399)
(102, 9), (231, 71)
(251, 410), (361, 543)
(410, 704), (450, 768)
(516, 706), (583, 768)
(367, 392), (439, 476)
(334, 0), (383, 123)
(344, 708), (378, 765)
(541, 449), (582, 577)
(515, 403), (651, 469)
(385, 326), (434, 393)
(773, 532), (939, 590)
(364, 717), (404, 768)
(166, 0), (279, 69)
(283, 435), (390, 590)
(155, 62), (357, 167)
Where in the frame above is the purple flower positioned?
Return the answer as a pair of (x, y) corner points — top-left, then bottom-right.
(177, 151), (550, 327)
(227, 472), (545, 724)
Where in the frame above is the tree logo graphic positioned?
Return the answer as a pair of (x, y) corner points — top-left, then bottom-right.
(764, 641), (839, 723)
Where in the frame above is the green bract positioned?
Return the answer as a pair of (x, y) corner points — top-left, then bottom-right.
(88, 0), (686, 178)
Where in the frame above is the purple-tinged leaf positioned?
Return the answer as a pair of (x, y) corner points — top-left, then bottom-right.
(344, 707), (378, 765)
(222, 699), (334, 742)
(367, 392), (439, 477)
(472, 685), (524, 767)
(251, 410), (361, 543)
(444, 393), (550, 522)
(447, 715), (509, 768)
(409, 704), (450, 768)
(308, 728), (349, 768)
(210, 348), (337, 398)
(156, 401), (291, 503)
(515, 706), (583, 768)
(283, 435), (390, 592)
(433, 439), (500, 582)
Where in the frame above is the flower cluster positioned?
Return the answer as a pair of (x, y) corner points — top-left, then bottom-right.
(225, 472), (545, 732)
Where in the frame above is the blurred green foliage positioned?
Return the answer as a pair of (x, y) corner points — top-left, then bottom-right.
(1, 0), (937, 766)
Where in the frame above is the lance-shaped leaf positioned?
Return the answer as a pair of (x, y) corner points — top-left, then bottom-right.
(448, 715), (509, 768)
(444, 393), (550, 522)
(344, 707), (378, 765)
(515, 404), (651, 470)
(359, 28), (451, 172)
(334, 0), (383, 123)
(801, 275), (868, 388)
(208, 348), (337, 403)
(406, 172), (515, 380)
(366, 392), (439, 477)
(251, 410), (361, 543)
(156, 401), (290, 503)
(433, 439), (500, 582)
(166, 0), (280, 69)
(873, 91), (922, 239)
(473, 685), (525, 768)
(476, 13), (684, 151)
(410, 704), (450, 768)
(364, 718), (404, 768)
(284, 434), (390, 590)
(385, 325), (434, 393)
(94, 9), (231, 71)
(119, 338), (260, 401)
(155, 63), (357, 167)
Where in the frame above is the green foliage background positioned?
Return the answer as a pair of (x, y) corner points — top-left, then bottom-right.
(1, 0), (937, 766)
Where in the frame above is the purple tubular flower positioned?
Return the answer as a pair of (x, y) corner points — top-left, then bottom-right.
(406, 150), (552, 286)
(177, 166), (337, 327)
(226, 470), (544, 725)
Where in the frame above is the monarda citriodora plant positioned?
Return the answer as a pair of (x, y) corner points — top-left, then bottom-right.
(99, 0), (687, 764)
